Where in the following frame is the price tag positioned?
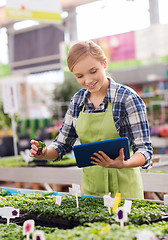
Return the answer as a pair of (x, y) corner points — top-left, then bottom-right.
(33, 230), (45, 240)
(103, 193), (114, 215)
(164, 195), (168, 206)
(113, 193), (121, 214)
(123, 200), (132, 213)
(23, 219), (35, 240)
(0, 207), (19, 225)
(136, 230), (158, 240)
(55, 196), (62, 206)
(69, 184), (81, 208)
(115, 207), (128, 228)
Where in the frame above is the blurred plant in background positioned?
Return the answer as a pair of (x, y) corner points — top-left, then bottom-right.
(51, 73), (81, 121)
(0, 102), (20, 137)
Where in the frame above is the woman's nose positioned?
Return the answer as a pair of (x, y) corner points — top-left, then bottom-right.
(85, 78), (93, 85)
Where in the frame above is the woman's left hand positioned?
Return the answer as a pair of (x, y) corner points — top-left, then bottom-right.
(90, 148), (125, 169)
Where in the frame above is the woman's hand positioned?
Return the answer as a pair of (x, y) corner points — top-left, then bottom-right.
(29, 139), (47, 159)
(90, 148), (126, 169)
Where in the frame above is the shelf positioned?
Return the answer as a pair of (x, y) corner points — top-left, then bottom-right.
(0, 166), (167, 193)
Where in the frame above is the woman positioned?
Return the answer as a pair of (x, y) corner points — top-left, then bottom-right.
(30, 41), (153, 199)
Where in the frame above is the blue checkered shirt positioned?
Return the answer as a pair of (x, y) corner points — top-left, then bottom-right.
(50, 78), (153, 169)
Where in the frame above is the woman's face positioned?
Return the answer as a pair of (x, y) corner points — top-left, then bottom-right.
(72, 55), (108, 93)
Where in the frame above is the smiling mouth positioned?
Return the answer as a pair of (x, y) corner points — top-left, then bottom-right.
(87, 82), (97, 88)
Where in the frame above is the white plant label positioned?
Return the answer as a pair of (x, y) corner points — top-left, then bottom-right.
(69, 184), (81, 208)
(55, 196), (62, 206)
(0, 207), (19, 225)
(23, 219), (35, 240)
(69, 184), (81, 196)
(115, 207), (128, 228)
(33, 230), (45, 240)
(103, 193), (114, 215)
(164, 194), (168, 206)
(73, 184), (81, 195)
(123, 200), (132, 213)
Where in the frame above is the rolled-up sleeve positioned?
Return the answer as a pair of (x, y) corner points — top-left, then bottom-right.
(121, 91), (153, 169)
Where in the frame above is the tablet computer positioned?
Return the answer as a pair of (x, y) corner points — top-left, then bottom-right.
(73, 137), (130, 168)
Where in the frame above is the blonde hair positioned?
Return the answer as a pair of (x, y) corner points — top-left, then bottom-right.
(67, 41), (107, 72)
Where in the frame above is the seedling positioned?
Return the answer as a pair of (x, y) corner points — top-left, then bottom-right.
(37, 141), (46, 155)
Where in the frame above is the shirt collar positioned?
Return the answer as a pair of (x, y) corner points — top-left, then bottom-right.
(104, 77), (118, 103)
(78, 77), (118, 107)
(78, 89), (89, 107)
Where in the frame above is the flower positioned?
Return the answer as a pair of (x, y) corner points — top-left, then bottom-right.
(118, 209), (123, 220)
(25, 223), (32, 233)
(12, 210), (18, 216)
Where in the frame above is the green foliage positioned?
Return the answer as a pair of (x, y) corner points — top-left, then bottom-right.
(0, 102), (20, 130)
(0, 192), (168, 239)
(38, 141), (46, 149)
(0, 217), (168, 239)
(52, 72), (81, 120)
(0, 155), (26, 167)
(0, 154), (76, 167)
(0, 193), (167, 227)
(53, 72), (81, 102)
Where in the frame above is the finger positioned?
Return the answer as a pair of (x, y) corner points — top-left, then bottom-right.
(90, 156), (101, 163)
(90, 161), (99, 165)
(30, 139), (38, 145)
(119, 148), (125, 157)
(30, 148), (38, 156)
(31, 144), (38, 152)
(93, 152), (104, 161)
(97, 151), (111, 160)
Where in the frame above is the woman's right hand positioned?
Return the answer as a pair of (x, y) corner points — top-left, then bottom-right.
(29, 139), (47, 159)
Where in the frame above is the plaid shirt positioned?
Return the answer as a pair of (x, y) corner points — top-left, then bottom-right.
(50, 78), (153, 169)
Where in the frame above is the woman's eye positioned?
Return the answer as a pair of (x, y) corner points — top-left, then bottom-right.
(91, 70), (97, 74)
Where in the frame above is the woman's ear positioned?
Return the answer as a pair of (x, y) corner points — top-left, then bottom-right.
(104, 59), (108, 69)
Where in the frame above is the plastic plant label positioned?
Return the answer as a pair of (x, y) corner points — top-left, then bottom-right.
(55, 196), (62, 206)
(23, 219), (35, 236)
(0, 207), (20, 225)
(123, 200), (132, 213)
(115, 207), (128, 228)
(164, 195), (168, 205)
(0, 207), (19, 218)
(69, 184), (81, 208)
(136, 230), (158, 240)
(116, 193), (121, 202)
(33, 230), (45, 240)
(72, 184), (81, 195)
(69, 184), (81, 196)
(103, 193), (114, 215)
(113, 193), (121, 214)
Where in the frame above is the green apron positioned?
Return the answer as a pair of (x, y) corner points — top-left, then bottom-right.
(75, 102), (144, 199)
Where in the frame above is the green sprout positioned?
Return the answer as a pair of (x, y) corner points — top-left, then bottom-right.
(38, 141), (46, 149)
(37, 141), (46, 155)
